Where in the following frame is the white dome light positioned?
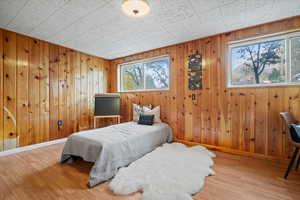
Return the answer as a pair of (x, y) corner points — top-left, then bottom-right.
(122, 0), (150, 18)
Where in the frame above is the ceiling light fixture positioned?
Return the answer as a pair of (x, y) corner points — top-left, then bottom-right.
(122, 0), (150, 18)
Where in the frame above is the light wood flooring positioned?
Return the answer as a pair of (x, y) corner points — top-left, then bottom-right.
(0, 143), (299, 200)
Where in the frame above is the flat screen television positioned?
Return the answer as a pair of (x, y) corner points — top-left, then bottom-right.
(94, 94), (120, 116)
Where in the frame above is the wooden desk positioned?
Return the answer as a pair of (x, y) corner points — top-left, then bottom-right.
(93, 115), (121, 128)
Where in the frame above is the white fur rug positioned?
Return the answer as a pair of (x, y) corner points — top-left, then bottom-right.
(109, 143), (215, 200)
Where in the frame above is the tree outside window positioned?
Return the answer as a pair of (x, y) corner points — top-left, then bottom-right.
(228, 31), (300, 87)
(119, 56), (170, 92)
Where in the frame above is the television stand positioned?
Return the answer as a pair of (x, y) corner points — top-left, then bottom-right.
(93, 115), (121, 128)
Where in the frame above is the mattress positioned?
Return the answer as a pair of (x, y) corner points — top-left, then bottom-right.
(61, 121), (173, 187)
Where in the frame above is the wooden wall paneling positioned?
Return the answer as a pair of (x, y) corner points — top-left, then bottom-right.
(79, 53), (89, 130)
(87, 55), (94, 129)
(254, 88), (268, 155)
(238, 90), (250, 151)
(0, 30), (3, 151)
(93, 58), (100, 94)
(168, 47), (178, 137)
(218, 34), (231, 148)
(175, 44), (185, 140)
(92, 58), (99, 128)
(207, 38), (218, 146)
(0, 28), (110, 152)
(49, 45), (59, 140)
(121, 94), (129, 122)
(183, 42), (194, 141)
(215, 35), (223, 147)
(191, 41), (202, 143)
(67, 50), (76, 134)
(103, 60), (109, 93)
(230, 90), (241, 150)
(204, 39), (213, 145)
(288, 87), (300, 120)
(3, 31), (17, 150)
(64, 48), (71, 137)
(210, 37), (220, 146)
(201, 39), (211, 145)
(73, 51), (81, 132)
(98, 59), (104, 93)
(39, 41), (50, 142)
(58, 47), (68, 138)
(65, 49), (72, 136)
(93, 57), (101, 127)
(102, 60), (111, 125)
(224, 88), (233, 149)
(16, 34), (29, 147)
(268, 88), (284, 157)
(215, 36), (226, 146)
(29, 38), (40, 144)
(281, 88), (289, 157)
(246, 90), (255, 153)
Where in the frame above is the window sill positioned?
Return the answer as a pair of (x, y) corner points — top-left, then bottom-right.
(117, 88), (170, 93)
(227, 83), (300, 89)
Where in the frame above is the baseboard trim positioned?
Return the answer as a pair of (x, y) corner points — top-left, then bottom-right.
(174, 139), (288, 163)
(0, 138), (67, 157)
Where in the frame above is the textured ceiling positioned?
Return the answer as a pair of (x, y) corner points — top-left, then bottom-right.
(0, 0), (300, 59)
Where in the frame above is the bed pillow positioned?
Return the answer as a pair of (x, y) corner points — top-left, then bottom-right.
(133, 104), (143, 122)
(138, 114), (155, 125)
(143, 106), (161, 123)
(132, 104), (152, 121)
(143, 104), (153, 110)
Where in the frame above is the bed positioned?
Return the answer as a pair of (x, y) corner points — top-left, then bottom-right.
(61, 121), (173, 187)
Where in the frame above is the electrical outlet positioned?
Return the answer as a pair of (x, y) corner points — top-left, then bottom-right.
(57, 120), (62, 127)
(192, 94), (196, 100)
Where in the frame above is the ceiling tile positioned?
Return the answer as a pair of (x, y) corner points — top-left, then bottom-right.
(245, 0), (275, 27)
(190, 0), (235, 12)
(271, 0), (300, 19)
(6, 0), (66, 33)
(220, 0), (246, 27)
(29, 9), (79, 39)
(0, 0), (28, 27)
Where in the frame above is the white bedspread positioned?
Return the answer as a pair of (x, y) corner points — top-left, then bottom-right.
(61, 122), (173, 187)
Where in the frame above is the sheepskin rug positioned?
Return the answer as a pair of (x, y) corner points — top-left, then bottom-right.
(109, 143), (215, 200)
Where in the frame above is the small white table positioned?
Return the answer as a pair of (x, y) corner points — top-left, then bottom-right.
(93, 115), (121, 128)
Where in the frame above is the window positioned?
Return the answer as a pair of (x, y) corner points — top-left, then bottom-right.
(291, 37), (300, 83)
(228, 31), (300, 87)
(118, 56), (170, 92)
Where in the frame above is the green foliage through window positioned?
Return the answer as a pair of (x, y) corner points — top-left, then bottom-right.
(119, 56), (170, 91)
(291, 37), (300, 83)
(229, 31), (300, 87)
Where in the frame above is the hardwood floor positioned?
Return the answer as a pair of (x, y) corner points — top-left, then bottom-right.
(0, 143), (299, 200)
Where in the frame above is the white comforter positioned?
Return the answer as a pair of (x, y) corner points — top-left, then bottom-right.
(61, 122), (173, 187)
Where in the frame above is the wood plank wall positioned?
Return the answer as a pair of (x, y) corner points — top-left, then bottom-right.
(110, 16), (300, 160)
(0, 29), (110, 151)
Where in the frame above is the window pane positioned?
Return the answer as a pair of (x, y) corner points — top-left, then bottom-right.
(145, 58), (169, 90)
(291, 37), (300, 83)
(231, 39), (286, 86)
(121, 63), (144, 91)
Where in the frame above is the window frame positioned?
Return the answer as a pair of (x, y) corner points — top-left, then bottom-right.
(227, 29), (300, 88)
(117, 55), (171, 92)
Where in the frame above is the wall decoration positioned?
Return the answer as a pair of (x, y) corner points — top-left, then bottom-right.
(188, 54), (202, 71)
(188, 71), (202, 90)
(188, 53), (202, 90)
